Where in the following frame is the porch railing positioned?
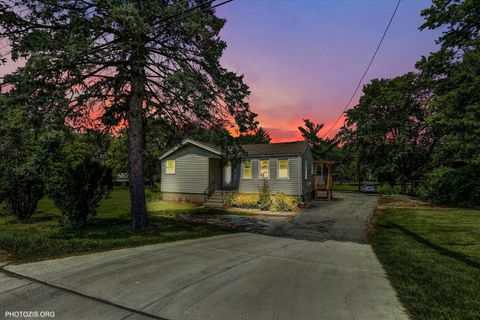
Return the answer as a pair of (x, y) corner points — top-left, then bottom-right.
(203, 179), (216, 202)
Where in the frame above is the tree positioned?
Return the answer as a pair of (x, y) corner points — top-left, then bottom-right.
(298, 118), (336, 160)
(0, 1), (256, 230)
(338, 73), (434, 194)
(236, 127), (271, 144)
(0, 108), (44, 221)
(47, 135), (113, 227)
(417, 0), (480, 165)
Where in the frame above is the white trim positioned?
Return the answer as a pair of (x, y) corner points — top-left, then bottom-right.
(258, 159), (270, 179)
(241, 159), (253, 179)
(277, 158), (290, 180)
(159, 138), (221, 160)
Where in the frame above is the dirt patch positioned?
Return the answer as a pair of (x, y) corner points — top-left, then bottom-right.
(377, 196), (440, 209)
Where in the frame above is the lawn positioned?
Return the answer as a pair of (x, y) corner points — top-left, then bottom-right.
(369, 199), (480, 320)
(0, 188), (237, 263)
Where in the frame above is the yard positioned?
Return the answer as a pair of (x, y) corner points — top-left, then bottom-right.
(0, 188), (236, 263)
(369, 198), (480, 320)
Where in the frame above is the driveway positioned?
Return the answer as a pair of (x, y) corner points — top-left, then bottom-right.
(188, 192), (379, 242)
(2, 233), (407, 320)
(1, 192), (408, 320)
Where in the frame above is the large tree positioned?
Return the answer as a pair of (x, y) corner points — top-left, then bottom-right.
(417, 0), (480, 165)
(0, 1), (256, 230)
(339, 73), (434, 193)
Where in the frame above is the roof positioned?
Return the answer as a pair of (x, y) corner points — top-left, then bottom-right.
(241, 141), (308, 157)
(159, 139), (309, 160)
(159, 138), (222, 160)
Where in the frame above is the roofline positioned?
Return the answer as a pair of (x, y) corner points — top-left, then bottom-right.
(243, 153), (305, 158)
(159, 138), (222, 160)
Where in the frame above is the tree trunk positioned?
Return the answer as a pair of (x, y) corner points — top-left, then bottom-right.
(128, 70), (148, 231)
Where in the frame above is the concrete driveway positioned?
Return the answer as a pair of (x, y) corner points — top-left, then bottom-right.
(0, 193), (408, 320)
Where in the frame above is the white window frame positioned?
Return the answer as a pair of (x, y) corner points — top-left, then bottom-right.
(242, 159), (253, 179)
(259, 159), (270, 179)
(165, 160), (176, 175)
(277, 159), (290, 179)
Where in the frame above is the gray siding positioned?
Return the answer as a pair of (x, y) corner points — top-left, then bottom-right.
(238, 157), (302, 195)
(301, 146), (314, 198)
(161, 144), (219, 194)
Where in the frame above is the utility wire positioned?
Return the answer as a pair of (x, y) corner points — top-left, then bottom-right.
(321, 0), (402, 139)
(166, 0), (234, 26)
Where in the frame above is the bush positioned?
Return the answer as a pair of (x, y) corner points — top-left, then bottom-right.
(46, 139), (113, 227)
(271, 193), (300, 212)
(418, 165), (480, 208)
(257, 179), (272, 211)
(233, 193), (260, 209)
(0, 164), (44, 221)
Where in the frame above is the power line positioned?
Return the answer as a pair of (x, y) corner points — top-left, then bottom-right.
(167, 0), (234, 25)
(321, 0), (402, 139)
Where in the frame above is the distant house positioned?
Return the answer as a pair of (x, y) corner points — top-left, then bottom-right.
(159, 138), (314, 204)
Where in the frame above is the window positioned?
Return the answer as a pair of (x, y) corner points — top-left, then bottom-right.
(242, 160), (252, 179)
(259, 160), (269, 178)
(166, 160), (175, 174)
(278, 159), (289, 179)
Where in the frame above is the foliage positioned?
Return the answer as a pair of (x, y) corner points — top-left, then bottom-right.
(0, 0), (257, 230)
(298, 118), (337, 160)
(236, 127), (271, 144)
(0, 107), (54, 221)
(271, 193), (299, 212)
(418, 164), (480, 208)
(231, 193), (260, 209)
(418, 1), (480, 163)
(338, 73), (434, 193)
(257, 179), (272, 211)
(0, 188), (234, 262)
(227, 191), (299, 212)
(369, 206), (480, 320)
(46, 137), (113, 227)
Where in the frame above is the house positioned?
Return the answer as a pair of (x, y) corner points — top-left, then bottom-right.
(159, 138), (314, 204)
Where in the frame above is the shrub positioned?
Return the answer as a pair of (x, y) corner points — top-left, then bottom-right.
(46, 139), (113, 227)
(257, 178), (272, 211)
(225, 192), (237, 207)
(271, 193), (299, 212)
(145, 189), (163, 201)
(418, 164), (480, 208)
(233, 193), (260, 209)
(0, 164), (44, 221)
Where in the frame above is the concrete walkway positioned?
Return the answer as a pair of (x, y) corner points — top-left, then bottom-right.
(2, 233), (408, 320)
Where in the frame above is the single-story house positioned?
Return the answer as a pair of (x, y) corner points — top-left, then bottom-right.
(159, 138), (314, 204)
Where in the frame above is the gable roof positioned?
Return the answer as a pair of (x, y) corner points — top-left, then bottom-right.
(159, 139), (309, 160)
(241, 141), (308, 157)
(159, 138), (222, 160)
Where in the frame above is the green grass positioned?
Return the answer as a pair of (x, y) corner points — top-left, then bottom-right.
(369, 206), (480, 320)
(333, 183), (360, 192)
(0, 188), (237, 263)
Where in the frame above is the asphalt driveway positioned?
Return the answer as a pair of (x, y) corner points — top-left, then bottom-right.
(187, 192), (380, 242)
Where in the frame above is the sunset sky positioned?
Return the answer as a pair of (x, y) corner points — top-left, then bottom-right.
(217, 0), (441, 141)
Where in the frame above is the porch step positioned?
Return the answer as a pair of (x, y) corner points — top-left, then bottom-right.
(204, 190), (232, 208)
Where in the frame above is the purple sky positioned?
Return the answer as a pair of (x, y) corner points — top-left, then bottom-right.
(217, 0), (441, 141)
